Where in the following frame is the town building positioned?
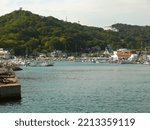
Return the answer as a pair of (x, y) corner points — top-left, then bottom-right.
(116, 48), (136, 60)
(0, 48), (10, 59)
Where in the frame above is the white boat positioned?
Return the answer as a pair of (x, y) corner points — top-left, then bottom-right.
(92, 57), (109, 63)
(28, 54), (54, 67)
(120, 54), (138, 64)
(143, 61), (150, 65)
(29, 59), (54, 67)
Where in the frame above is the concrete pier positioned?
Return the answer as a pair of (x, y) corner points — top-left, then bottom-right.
(0, 83), (21, 101)
(0, 67), (21, 101)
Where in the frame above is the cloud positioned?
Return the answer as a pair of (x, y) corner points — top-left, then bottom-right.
(0, 0), (150, 27)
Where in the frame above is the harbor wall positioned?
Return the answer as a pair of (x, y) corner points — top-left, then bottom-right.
(0, 83), (21, 101)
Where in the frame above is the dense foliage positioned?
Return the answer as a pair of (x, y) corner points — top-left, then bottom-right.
(112, 24), (150, 50)
(0, 10), (150, 56)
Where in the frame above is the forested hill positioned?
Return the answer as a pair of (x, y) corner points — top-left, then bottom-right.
(112, 23), (150, 49)
(0, 10), (150, 56)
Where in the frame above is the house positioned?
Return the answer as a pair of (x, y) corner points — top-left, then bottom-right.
(0, 48), (10, 59)
(116, 48), (136, 60)
(145, 46), (150, 55)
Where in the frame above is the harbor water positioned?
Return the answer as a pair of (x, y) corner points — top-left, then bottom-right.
(0, 61), (150, 113)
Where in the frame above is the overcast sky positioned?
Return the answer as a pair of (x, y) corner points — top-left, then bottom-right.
(1, 0), (150, 27)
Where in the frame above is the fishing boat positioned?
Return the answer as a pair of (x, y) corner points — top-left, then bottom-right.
(29, 59), (54, 67)
(28, 54), (54, 67)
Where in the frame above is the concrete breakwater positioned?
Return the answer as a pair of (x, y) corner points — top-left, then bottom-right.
(0, 67), (21, 101)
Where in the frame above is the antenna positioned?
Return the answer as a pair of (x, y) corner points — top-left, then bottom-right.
(65, 17), (68, 22)
(19, 7), (23, 10)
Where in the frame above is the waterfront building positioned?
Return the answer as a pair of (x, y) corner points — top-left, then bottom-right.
(0, 48), (10, 59)
(110, 49), (137, 63)
(51, 50), (67, 58)
(110, 51), (118, 62)
(116, 48), (136, 60)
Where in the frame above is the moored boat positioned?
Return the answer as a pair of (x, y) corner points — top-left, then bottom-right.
(29, 59), (54, 67)
(27, 54), (54, 67)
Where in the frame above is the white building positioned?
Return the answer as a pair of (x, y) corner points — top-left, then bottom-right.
(103, 26), (118, 32)
(0, 48), (10, 59)
(110, 51), (118, 61)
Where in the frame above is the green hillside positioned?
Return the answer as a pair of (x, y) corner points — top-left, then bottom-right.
(112, 23), (150, 49)
(0, 9), (150, 56)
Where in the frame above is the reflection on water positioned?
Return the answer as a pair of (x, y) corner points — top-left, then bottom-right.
(0, 61), (150, 113)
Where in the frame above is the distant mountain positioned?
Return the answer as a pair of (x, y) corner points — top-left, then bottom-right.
(0, 10), (150, 56)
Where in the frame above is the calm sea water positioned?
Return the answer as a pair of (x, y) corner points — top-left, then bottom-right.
(0, 61), (150, 113)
